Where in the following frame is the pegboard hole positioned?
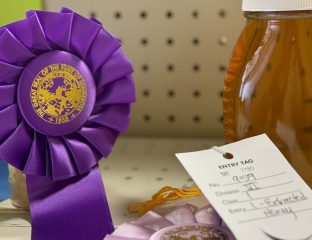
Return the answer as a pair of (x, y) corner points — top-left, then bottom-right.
(167, 90), (175, 98)
(132, 167), (139, 171)
(140, 11), (148, 19)
(166, 10), (174, 19)
(142, 89), (150, 97)
(192, 10), (199, 19)
(89, 11), (97, 18)
(167, 64), (175, 72)
(193, 64), (201, 72)
(114, 11), (122, 19)
(219, 116), (224, 123)
(219, 64), (227, 72)
(161, 168), (169, 172)
(193, 90), (201, 98)
(218, 36), (228, 46)
(187, 178), (194, 182)
(142, 64), (149, 72)
(125, 176), (133, 180)
(103, 166), (110, 170)
(219, 91), (224, 98)
(219, 9), (227, 18)
(166, 38), (175, 46)
(156, 177), (164, 181)
(193, 116), (201, 123)
(192, 37), (200, 46)
(143, 114), (151, 122)
(168, 115), (176, 122)
(141, 38), (149, 46)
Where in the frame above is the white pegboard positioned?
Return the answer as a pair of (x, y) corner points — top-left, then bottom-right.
(0, 2), (245, 237)
(44, 0), (245, 138)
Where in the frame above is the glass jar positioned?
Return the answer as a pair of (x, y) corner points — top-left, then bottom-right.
(8, 166), (29, 209)
(224, 3), (312, 187)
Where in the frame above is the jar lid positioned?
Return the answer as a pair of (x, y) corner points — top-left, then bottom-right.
(243, 0), (312, 11)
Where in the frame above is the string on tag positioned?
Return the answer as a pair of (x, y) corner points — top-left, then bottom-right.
(128, 186), (202, 215)
(212, 146), (233, 159)
(128, 147), (233, 215)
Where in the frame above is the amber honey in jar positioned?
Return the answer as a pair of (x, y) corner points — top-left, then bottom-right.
(224, 0), (312, 187)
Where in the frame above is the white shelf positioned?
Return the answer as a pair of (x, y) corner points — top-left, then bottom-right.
(0, 136), (223, 239)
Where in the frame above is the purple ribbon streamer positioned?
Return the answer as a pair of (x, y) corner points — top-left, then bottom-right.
(27, 165), (114, 240)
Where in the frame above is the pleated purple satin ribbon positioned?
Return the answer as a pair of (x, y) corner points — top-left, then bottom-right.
(105, 205), (236, 240)
(27, 166), (113, 240)
(0, 8), (135, 240)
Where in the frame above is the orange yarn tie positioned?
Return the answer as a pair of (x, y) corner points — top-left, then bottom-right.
(128, 186), (202, 215)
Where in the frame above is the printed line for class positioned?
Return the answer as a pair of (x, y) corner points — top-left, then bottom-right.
(223, 190), (303, 205)
(238, 207), (312, 224)
(223, 172), (287, 186)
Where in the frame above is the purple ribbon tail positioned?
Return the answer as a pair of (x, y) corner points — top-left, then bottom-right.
(26, 165), (114, 240)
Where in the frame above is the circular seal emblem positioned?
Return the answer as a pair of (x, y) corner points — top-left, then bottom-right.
(18, 51), (95, 136)
(30, 64), (87, 125)
(150, 224), (232, 240)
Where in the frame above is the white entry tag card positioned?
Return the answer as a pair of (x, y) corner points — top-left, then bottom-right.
(176, 134), (312, 240)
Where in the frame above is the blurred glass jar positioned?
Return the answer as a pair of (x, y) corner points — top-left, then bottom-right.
(224, 1), (312, 187)
(8, 166), (29, 209)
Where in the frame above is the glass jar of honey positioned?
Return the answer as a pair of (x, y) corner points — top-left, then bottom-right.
(224, 1), (312, 187)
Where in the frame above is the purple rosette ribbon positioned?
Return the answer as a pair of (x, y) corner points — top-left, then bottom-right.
(0, 8), (135, 240)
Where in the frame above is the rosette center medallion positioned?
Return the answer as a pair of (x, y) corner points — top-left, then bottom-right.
(18, 51), (96, 136)
(30, 63), (87, 124)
